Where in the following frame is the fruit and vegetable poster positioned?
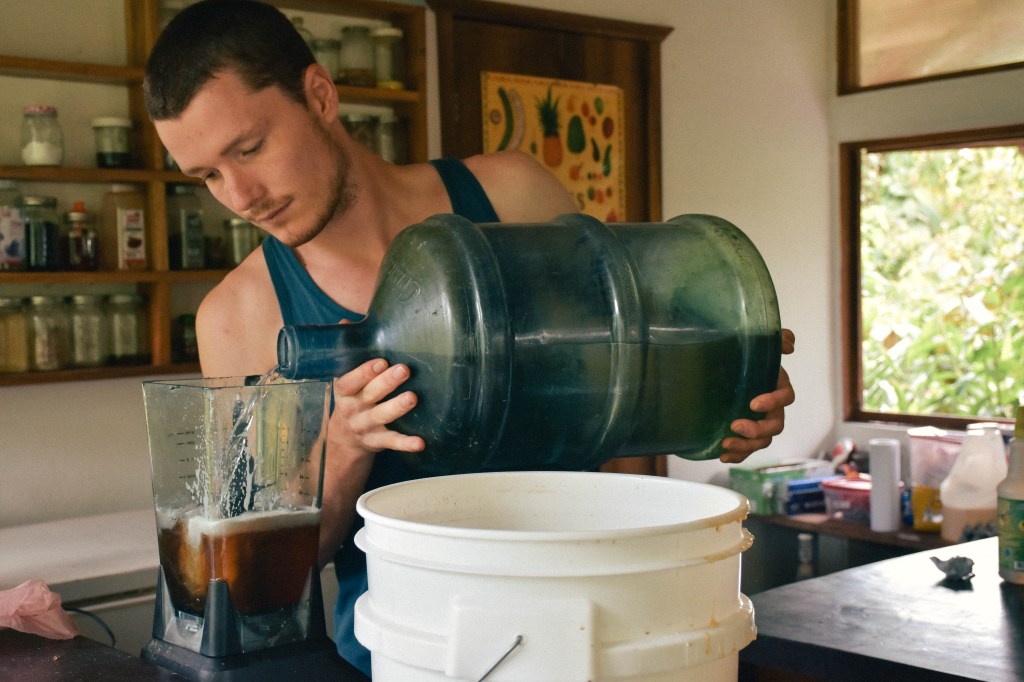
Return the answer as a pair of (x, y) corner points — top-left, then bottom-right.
(482, 71), (626, 222)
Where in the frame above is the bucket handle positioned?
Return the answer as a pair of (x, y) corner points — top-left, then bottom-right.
(476, 634), (523, 681)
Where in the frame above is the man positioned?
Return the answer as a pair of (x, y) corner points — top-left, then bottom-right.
(145, 1), (795, 675)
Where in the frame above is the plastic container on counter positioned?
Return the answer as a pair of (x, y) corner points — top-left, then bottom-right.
(822, 474), (905, 526)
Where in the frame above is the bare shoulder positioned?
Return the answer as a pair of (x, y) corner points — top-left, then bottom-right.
(195, 251), (281, 377)
(463, 150), (578, 222)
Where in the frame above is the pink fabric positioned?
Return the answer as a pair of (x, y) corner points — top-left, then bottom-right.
(0, 580), (79, 639)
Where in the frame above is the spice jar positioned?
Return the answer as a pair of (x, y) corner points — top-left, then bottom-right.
(341, 114), (379, 153)
(27, 295), (69, 371)
(313, 38), (341, 81)
(21, 105), (64, 166)
(64, 201), (99, 271)
(0, 180), (26, 271)
(0, 297), (29, 372)
(107, 293), (148, 365)
(91, 117), (133, 168)
(338, 25), (375, 86)
(68, 294), (108, 368)
(22, 195), (61, 271)
(372, 26), (404, 90)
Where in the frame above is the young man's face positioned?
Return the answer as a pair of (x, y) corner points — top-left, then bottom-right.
(154, 68), (348, 247)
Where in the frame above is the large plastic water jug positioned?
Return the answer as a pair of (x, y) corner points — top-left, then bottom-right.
(277, 213), (781, 473)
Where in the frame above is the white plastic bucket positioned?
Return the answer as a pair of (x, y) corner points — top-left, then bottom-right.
(354, 471), (755, 681)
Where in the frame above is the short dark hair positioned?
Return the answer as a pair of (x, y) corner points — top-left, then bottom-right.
(144, 0), (315, 120)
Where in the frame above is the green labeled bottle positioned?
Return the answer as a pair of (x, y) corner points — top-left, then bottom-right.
(999, 406), (1024, 584)
(277, 213), (782, 474)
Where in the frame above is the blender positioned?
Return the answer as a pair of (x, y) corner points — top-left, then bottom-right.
(141, 375), (356, 680)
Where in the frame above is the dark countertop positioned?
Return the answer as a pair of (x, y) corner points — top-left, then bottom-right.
(0, 629), (370, 681)
(0, 629), (185, 681)
(739, 536), (1024, 682)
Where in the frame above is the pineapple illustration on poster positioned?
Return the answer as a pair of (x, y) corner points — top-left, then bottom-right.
(481, 71), (626, 222)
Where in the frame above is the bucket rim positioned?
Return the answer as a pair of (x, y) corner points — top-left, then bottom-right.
(356, 471), (750, 542)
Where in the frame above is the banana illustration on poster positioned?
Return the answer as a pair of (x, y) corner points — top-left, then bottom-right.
(481, 71), (626, 222)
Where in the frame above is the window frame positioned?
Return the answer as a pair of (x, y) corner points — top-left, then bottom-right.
(838, 0), (1024, 95)
(840, 123), (1024, 429)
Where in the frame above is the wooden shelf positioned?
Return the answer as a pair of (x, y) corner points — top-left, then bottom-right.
(758, 512), (953, 551)
(0, 165), (197, 185)
(0, 362), (200, 387)
(0, 54), (142, 84)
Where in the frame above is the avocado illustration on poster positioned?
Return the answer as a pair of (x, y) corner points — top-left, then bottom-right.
(481, 71), (626, 222)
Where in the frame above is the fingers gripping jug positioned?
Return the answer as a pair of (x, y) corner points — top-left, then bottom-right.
(277, 213), (782, 474)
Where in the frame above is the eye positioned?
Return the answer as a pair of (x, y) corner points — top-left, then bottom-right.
(241, 140), (264, 157)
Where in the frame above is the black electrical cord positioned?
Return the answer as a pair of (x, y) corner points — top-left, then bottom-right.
(65, 607), (116, 648)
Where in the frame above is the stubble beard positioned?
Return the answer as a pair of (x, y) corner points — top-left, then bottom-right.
(285, 119), (356, 248)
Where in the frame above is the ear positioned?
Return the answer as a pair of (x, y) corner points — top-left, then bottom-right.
(304, 63), (338, 122)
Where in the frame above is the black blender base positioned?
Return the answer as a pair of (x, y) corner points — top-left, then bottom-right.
(142, 636), (367, 681)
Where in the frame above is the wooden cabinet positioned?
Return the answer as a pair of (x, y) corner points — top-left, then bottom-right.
(0, 0), (427, 386)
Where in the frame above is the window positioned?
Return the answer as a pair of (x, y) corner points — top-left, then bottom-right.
(841, 125), (1024, 429)
(839, 0), (1024, 93)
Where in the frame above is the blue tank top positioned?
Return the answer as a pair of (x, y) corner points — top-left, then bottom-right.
(261, 158), (498, 676)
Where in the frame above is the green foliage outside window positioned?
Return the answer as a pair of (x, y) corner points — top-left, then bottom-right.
(860, 145), (1024, 420)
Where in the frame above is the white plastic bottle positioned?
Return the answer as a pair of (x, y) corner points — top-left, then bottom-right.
(940, 424), (1008, 543)
(998, 407), (1024, 584)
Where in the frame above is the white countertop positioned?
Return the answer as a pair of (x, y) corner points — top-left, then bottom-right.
(0, 509), (158, 604)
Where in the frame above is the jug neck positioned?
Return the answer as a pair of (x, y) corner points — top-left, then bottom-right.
(277, 323), (374, 379)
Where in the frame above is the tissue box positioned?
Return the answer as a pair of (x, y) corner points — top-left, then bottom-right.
(773, 475), (841, 515)
(728, 459), (835, 515)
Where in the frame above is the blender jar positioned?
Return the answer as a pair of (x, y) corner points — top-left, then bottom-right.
(142, 375), (330, 652)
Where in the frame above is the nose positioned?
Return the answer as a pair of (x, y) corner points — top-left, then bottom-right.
(220, 167), (263, 215)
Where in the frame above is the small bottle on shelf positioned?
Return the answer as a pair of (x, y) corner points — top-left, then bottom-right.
(998, 406), (1024, 584)
(64, 201), (99, 271)
(796, 532), (815, 581)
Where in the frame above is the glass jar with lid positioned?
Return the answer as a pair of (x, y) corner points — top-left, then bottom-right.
(21, 105), (64, 166)
(68, 294), (109, 368)
(27, 295), (69, 371)
(107, 293), (148, 365)
(22, 195), (61, 271)
(338, 25), (375, 87)
(225, 218), (260, 266)
(0, 297), (29, 372)
(313, 38), (341, 82)
(371, 26), (405, 90)
(167, 185), (205, 270)
(91, 117), (133, 168)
